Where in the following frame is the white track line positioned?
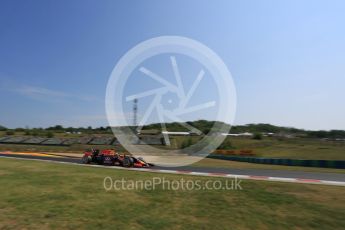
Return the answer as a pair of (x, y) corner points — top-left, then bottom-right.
(1, 155), (344, 187)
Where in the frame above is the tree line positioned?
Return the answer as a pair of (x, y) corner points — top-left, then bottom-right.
(1, 121), (345, 139)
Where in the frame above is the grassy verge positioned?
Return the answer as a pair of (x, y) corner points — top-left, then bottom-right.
(193, 158), (345, 174)
(0, 143), (124, 153)
(2, 135), (345, 160)
(0, 158), (344, 229)
(1, 143), (344, 173)
(229, 137), (345, 160)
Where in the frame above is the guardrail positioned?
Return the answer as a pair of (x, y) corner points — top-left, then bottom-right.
(207, 155), (345, 169)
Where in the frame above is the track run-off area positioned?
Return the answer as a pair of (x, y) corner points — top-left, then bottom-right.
(0, 152), (344, 187)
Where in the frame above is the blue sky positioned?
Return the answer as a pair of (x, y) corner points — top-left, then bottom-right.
(0, 0), (344, 130)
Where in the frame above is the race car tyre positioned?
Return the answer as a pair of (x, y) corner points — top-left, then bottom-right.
(123, 156), (134, 167)
(82, 156), (91, 164)
(97, 155), (104, 165)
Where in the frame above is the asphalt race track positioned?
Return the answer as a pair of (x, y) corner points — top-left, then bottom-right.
(1, 152), (345, 185)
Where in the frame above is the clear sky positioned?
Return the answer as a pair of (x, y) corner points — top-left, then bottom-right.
(0, 0), (344, 130)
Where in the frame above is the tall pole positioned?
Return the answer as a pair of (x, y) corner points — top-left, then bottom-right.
(133, 98), (138, 128)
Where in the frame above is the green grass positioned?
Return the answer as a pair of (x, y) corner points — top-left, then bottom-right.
(221, 137), (345, 160)
(193, 158), (345, 174)
(1, 132), (345, 160)
(149, 136), (345, 160)
(0, 158), (344, 229)
(0, 143), (124, 153)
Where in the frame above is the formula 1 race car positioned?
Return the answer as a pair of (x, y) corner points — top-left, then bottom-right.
(81, 149), (153, 168)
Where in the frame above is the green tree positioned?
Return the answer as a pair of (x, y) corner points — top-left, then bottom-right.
(252, 133), (263, 140)
(46, 125), (63, 131)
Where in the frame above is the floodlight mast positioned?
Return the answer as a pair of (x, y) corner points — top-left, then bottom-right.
(133, 98), (138, 129)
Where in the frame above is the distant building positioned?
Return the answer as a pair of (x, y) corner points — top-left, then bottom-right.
(161, 131), (190, 136)
(273, 132), (296, 138)
(137, 129), (160, 135)
(262, 132), (275, 137)
(221, 132), (253, 137)
(65, 131), (82, 135)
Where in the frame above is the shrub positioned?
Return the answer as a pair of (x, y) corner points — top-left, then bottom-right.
(252, 133), (262, 140)
(217, 139), (233, 150)
(32, 131), (39, 137)
(46, 132), (54, 138)
(181, 138), (193, 148)
(5, 130), (14, 135)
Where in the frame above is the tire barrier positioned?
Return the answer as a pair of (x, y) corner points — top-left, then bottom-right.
(207, 154), (345, 169)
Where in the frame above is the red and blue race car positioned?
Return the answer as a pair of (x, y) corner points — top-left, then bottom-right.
(82, 149), (153, 168)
